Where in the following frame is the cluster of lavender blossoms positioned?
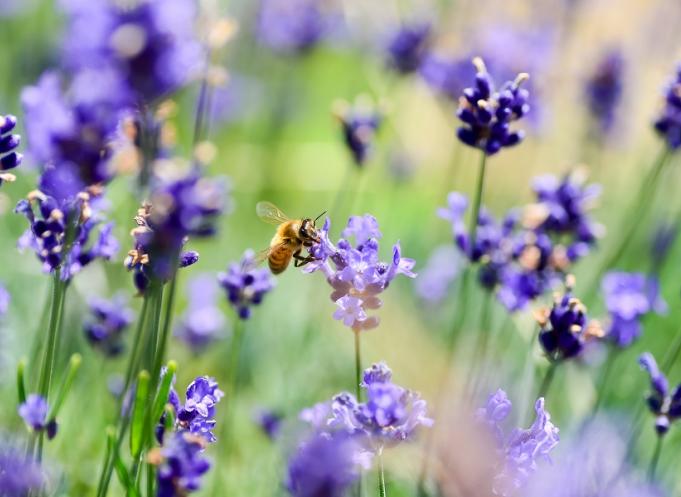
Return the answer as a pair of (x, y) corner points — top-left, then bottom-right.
(385, 22), (432, 74)
(584, 49), (625, 135)
(653, 64), (681, 150)
(303, 215), (415, 332)
(639, 353), (681, 436)
(333, 98), (383, 166)
(439, 170), (601, 311)
(0, 114), (22, 186)
(125, 173), (225, 292)
(536, 279), (603, 361)
(601, 272), (666, 348)
(477, 389), (559, 496)
(0, 442), (46, 496)
(175, 275), (226, 351)
(18, 394), (57, 440)
(84, 294), (134, 356)
(218, 249), (276, 319)
(300, 363), (432, 455)
(455, 57), (529, 155)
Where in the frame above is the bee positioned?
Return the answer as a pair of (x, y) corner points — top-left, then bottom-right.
(256, 201), (326, 274)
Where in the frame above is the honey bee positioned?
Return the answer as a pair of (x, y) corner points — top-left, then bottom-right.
(256, 201), (326, 274)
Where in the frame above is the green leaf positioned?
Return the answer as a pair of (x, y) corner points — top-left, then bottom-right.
(151, 361), (177, 425)
(16, 358), (26, 405)
(47, 353), (81, 420)
(130, 370), (150, 458)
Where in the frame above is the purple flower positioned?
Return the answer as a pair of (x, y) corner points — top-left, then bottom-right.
(306, 363), (432, 451)
(305, 216), (416, 332)
(456, 57), (529, 155)
(419, 54), (473, 101)
(256, 0), (334, 55)
(334, 98), (382, 166)
(653, 64), (681, 150)
(585, 49), (625, 135)
(0, 284), (9, 316)
(125, 174), (226, 291)
(84, 294), (134, 356)
(60, 0), (203, 104)
(537, 280), (604, 361)
(639, 352), (681, 435)
(253, 409), (283, 440)
(15, 190), (118, 280)
(155, 432), (211, 497)
(175, 376), (224, 443)
(0, 442), (46, 497)
(386, 22), (431, 74)
(18, 394), (57, 440)
(0, 113), (22, 186)
(174, 275), (226, 351)
(415, 245), (461, 304)
(217, 249), (275, 320)
(286, 431), (361, 497)
(602, 272), (666, 347)
(477, 390), (559, 496)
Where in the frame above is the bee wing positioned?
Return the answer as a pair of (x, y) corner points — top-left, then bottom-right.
(252, 247), (272, 266)
(256, 201), (291, 225)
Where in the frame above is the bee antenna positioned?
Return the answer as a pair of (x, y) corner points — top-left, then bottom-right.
(314, 210), (327, 223)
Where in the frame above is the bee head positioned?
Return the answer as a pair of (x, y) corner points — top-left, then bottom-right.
(299, 219), (321, 243)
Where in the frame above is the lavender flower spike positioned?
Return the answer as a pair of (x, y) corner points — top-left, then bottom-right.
(0, 113), (22, 186)
(218, 249), (275, 320)
(154, 432), (211, 497)
(639, 352), (681, 435)
(84, 294), (134, 357)
(333, 97), (383, 167)
(385, 22), (431, 74)
(456, 57), (530, 155)
(653, 64), (681, 150)
(18, 394), (57, 440)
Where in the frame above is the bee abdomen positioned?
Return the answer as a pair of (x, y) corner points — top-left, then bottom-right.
(268, 245), (292, 274)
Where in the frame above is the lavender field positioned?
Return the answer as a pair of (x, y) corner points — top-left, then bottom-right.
(1, 0), (681, 496)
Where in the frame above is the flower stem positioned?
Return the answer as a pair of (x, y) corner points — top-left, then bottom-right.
(354, 330), (362, 401)
(648, 436), (663, 483)
(151, 275), (178, 385)
(592, 348), (618, 415)
(537, 361), (557, 401)
(221, 318), (245, 458)
(468, 151), (488, 255)
(465, 290), (493, 401)
(378, 453), (387, 497)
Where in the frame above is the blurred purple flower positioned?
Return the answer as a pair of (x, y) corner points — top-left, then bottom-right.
(456, 57), (529, 155)
(385, 22), (431, 74)
(653, 64), (681, 150)
(286, 431), (360, 497)
(415, 245), (461, 304)
(175, 274), (226, 352)
(253, 408), (283, 440)
(305, 215), (416, 332)
(0, 113), (22, 186)
(419, 54), (472, 101)
(0, 283), (9, 316)
(639, 352), (681, 435)
(217, 249), (275, 320)
(585, 49), (625, 135)
(0, 442), (46, 497)
(84, 293), (134, 357)
(602, 272), (666, 347)
(156, 432), (211, 497)
(18, 394), (57, 440)
(477, 389), (559, 496)
(334, 98), (382, 166)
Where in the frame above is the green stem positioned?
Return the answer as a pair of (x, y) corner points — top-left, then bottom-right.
(465, 290), (493, 401)
(221, 319), (245, 457)
(378, 453), (387, 497)
(593, 348), (618, 415)
(354, 330), (362, 401)
(648, 436), (663, 483)
(151, 275), (178, 385)
(468, 151), (488, 255)
(537, 361), (558, 401)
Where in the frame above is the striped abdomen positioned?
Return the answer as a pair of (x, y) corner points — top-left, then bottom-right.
(268, 241), (295, 274)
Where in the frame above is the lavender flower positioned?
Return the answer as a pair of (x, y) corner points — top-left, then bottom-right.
(415, 245), (461, 304)
(585, 49), (624, 135)
(536, 279), (604, 361)
(419, 54), (472, 101)
(15, 190), (118, 280)
(639, 352), (681, 435)
(60, 0), (203, 103)
(253, 409), (283, 440)
(304, 215), (415, 332)
(456, 57), (529, 155)
(125, 174), (225, 292)
(602, 272), (666, 347)
(653, 64), (681, 150)
(333, 98), (382, 166)
(286, 431), (361, 497)
(386, 22), (431, 74)
(217, 250), (275, 320)
(0, 114), (22, 186)
(0, 442), (46, 497)
(18, 394), (57, 439)
(175, 376), (224, 443)
(305, 363), (432, 451)
(477, 389), (559, 496)
(155, 432), (211, 497)
(256, 0), (332, 55)
(0, 283), (9, 316)
(84, 294), (133, 356)
(174, 275), (226, 352)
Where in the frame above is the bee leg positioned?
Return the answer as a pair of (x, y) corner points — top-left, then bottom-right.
(293, 251), (316, 268)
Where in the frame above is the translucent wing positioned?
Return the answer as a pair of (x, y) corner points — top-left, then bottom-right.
(256, 201), (291, 225)
(253, 247), (271, 266)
